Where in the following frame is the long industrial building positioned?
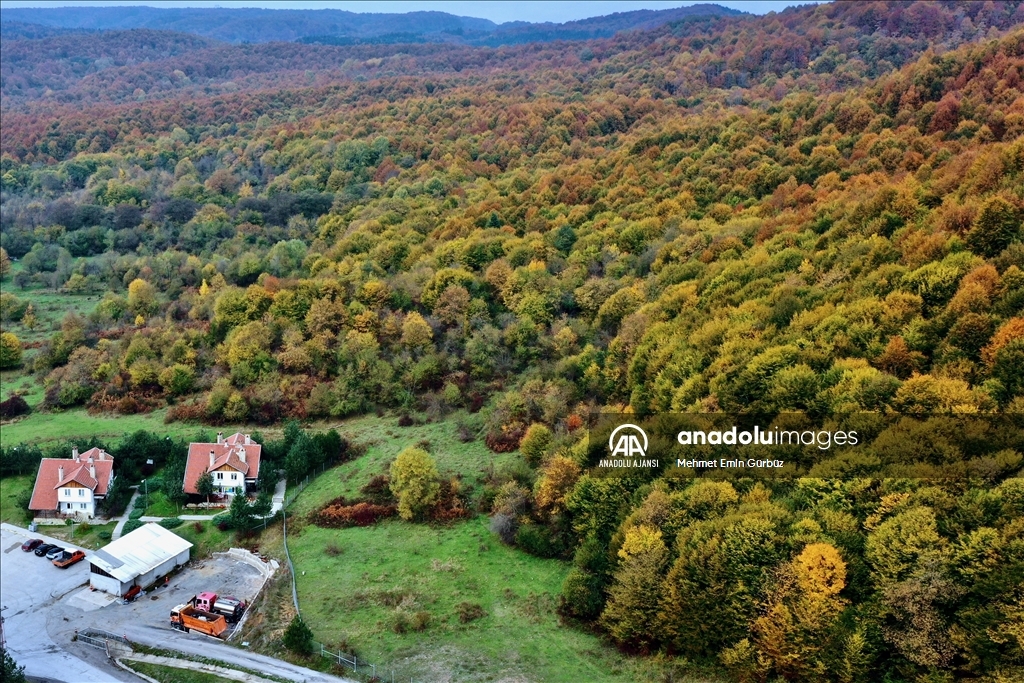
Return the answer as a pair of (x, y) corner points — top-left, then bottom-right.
(88, 523), (193, 596)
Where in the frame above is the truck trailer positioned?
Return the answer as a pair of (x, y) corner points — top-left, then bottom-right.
(190, 591), (247, 623)
(170, 604), (228, 637)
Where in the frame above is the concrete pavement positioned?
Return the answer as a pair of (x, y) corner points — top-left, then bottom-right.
(110, 487), (140, 540)
(0, 524), (133, 683)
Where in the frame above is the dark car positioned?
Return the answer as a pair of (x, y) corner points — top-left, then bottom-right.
(46, 546), (66, 561)
(34, 543), (56, 557)
(21, 539), (43, 552)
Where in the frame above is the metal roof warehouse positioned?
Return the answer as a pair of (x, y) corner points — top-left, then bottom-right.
(88, 523), (193, 596)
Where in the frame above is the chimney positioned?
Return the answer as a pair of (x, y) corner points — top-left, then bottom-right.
(244, 434), (251, 445)
(72, 447), (79, 460)
(210, 450), (216, 469)
(58, 465), (64, 481)
(238, 446), (246, 463)
(217, 432), (224, 445)
(89, 463), (96, 480)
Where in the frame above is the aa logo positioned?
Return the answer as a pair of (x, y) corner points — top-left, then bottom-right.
(608, 424), (648, 458)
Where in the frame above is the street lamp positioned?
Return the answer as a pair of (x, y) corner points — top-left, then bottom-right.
(142, 478), (148, 512)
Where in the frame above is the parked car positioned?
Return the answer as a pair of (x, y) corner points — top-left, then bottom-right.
(21, 539), (43, 552)
(45, 546), (66, 561)
(53, 550), (86, 568)
(34, 543), (56, 557)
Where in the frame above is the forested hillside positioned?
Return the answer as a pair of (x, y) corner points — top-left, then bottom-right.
(1, 1), (1023, 681)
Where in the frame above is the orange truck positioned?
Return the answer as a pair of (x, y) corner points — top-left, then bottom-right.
(170, 604), (228, 638)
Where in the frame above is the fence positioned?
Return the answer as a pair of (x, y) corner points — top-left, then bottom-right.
(316, 642), (394, 682)
(77, 628), (132, 650)
(279, 460), (399, 680)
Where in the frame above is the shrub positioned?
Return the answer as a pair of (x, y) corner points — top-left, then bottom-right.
(325, 542), (343, 556)
(397, 414), (415, 427)
(519, 423), (553, 466)
(360, 475), (395, 505)
(456, 602), (485, 623)
(283, 615), (315, 655)
(192, 521), (205, 533)
(121, 519), (143, 535)
(516, 522), (555, 557)
(411, 611), (431, 632)
(0, 395), (30, 420)
(159, 517), (184, 529)
(484, 425), (524, 453)
(98, 531), (112, 541)
(312, 497), (397, 528)
(392, 611), (410, 634)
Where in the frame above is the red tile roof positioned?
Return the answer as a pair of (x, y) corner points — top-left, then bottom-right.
(183, 435), (261, 495)
(29, 452), (115, 511)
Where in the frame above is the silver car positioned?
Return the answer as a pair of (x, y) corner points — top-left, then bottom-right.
(45, 546), (66, 561)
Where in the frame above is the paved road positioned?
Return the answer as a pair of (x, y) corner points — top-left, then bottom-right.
(110, 487), (140, 540)
(128, 624), (356, 683)
(0, 525), (131, 683)
(2, 523), (354, 683)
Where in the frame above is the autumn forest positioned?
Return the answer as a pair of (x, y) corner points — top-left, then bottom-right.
(2, 1), (1024, 681)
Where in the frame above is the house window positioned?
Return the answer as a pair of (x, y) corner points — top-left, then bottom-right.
(230, 473), (237, 480)
(216, 472), (224, 480)
(78, 489), (85, 496)
(64, 489), (71, 496)
(80, 503), (87, 509)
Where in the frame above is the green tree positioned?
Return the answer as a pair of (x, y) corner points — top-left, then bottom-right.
(599, 525), (668, 652)
(282, 615), (315, 655)
(389, 446), (440, 521)
(519, 423), (553, 466)
(1, 648), (27, 683)
(966, 196), (1022, 258)
(0, 332), (23, 369)
(127, 277), (158, 317)
(228, 491), (254, 530)
(401, 311), (434, 349)
(0, 247), (11, 280)
(196, 471), (215, 506)
(285, 432), (319, 483)
(159, 364), (196, 396)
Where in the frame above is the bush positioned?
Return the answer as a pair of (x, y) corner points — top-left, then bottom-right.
(456, 602), (485, 623)
(490, 512), (518, 544)
(325, 542), (343, 557)
(98, 531), (112, 541)
(359, 475), (395, 505)
(121, 519), (143, 535)
(411, 611), (431, 632)
(392, 611), (410, 634)
(516, 522), (555, 557)
(0, 395), (30, 419)
(312, 498), (396, 528)
(283, 615), (315, 655)
(159, 517), (184, 529)
(129, 508), (145, 520)
(192, 521), (205, 533)
(484, 425), (524, 453)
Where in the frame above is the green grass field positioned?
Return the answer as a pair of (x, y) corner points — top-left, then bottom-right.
(172, 518), (234, 559)
(282, 414), (718, 683)
(288, 517), (711, 683)
(0, 474), (33, 524)
(289, 411), (509, 517)
(42, 520), (118, 550)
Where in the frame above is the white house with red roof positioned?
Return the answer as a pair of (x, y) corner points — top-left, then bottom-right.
(29, 447), (115, 521)
(183, 432), (262, 500)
